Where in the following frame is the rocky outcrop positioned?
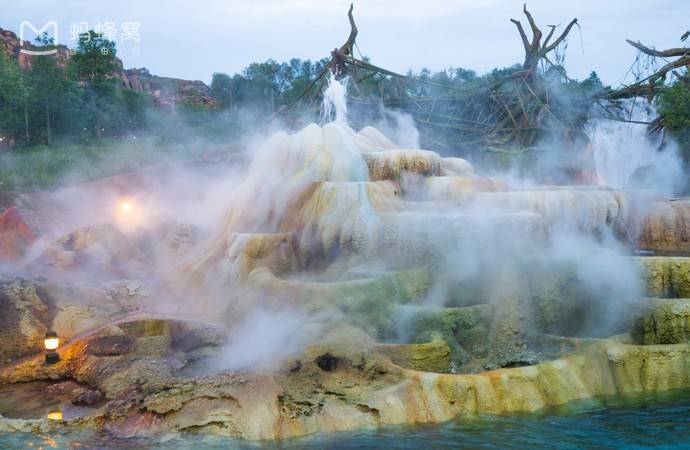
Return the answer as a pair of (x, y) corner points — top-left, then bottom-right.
(37, 224), (147, 277)
(0, 206), (35, 261)
(0, 29), (69, 69)
(0, 279), (49, 363)
(363, 150), (443, 181)
(0, 27), (213, 109)
(638, 256), (690, 298)
(121, 68), (213, 109)
(1, 319), (690, 440)
(633, 298), (690, 344)
(4, 122), (690, 441)
(638, 200), (690, 254)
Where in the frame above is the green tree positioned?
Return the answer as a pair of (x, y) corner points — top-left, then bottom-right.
(0, 49), (25, 144)
(579, 71), (604, 94)
(29, 33), (77, 144)
(210, 73), (233, 110)
(658, 77), (690, 161)
(69, 30), (120, 140)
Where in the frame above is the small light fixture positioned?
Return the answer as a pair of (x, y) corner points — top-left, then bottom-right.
(47, 410), (63, 421)
(44, 331), (60, 365)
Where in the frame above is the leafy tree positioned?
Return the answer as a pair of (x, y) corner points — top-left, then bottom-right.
(579, 71), (604, 95)
(69, 30), (120, 140)
(0, 50), (25, 144)
(657, 77), (690, 161)
(29, 33), (77, 144)
(210, 73), (233, 110)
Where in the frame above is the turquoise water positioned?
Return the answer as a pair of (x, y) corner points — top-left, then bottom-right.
(2, 399), (690, 449)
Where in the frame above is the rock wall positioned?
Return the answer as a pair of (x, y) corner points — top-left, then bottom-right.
(0, 27), (213, 109)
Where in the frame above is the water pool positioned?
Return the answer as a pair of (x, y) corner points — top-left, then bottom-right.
(2, 397), (689, 449)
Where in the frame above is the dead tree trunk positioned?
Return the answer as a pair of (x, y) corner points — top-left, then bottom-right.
(332, 3), (358, 76)
(510, 4), (578, 80)
(607, 32), (690, 101)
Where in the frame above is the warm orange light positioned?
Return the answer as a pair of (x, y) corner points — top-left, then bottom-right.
(47, 411), (63, 421)
(120, 200), (133, 214)
(44, 332), (59, 350)
(114, 196), (148, 232)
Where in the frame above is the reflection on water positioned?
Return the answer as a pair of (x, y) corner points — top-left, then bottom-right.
(1, 398), (690, 449)
(0, 381), (98, 422)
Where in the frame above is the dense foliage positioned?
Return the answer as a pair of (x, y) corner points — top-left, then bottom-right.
(657, 76), (690, 160)
(0, 28), (687, 203)
(210, 58), (330, 115)
(0, 32), (152, 147)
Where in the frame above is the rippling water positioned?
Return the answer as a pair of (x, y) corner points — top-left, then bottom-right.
(2, 397), (690, 450)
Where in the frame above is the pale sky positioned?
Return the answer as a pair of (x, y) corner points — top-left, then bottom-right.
(4, 0), (688, 86)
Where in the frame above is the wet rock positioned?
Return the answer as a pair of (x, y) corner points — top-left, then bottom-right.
(475, 188), (627, 233)
(638, 200), (690, 253)
(441, 157), (475, 176)
(170, 322), (226, 353)
(87, 335), (136, 356)
(44, 380), (89, 398)
(418, 175), (505, 202)
(250, 267), (430, 339)
(37, 224), (147, 276)
(71, 389), (104, 406)
(638, 256), (690, 298)
(407, 305), (491, 369)
(486, 265), (538, 369)
(633, 298), (690, 344)
(363, 149), (443, 180)
(376, 340), (451, 373)
(0, 279), (49, 363)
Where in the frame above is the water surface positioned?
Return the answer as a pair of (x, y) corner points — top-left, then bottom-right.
(2, 397), (690, 449)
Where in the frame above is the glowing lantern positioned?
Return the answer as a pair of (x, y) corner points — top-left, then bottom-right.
(47, 411), (63, 421)
(44, 331), (60, 365)
(114, 197), (145, 232)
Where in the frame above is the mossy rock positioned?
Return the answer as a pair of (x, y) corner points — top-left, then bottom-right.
(529, 263), (592, 336)
(638, 257), (690, 298)
(633, 298), (690, 344)
(375, 340), (451, 373)
(407, 305), (491, 368)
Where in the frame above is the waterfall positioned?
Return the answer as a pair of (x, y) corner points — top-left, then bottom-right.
(322, 72), (349, 124)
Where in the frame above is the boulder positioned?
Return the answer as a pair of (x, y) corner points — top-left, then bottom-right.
(0, 206), (35, 261)
(87, 335), (136, 356)
(0, 279), (49, 363)
(71, 389), (104, 406)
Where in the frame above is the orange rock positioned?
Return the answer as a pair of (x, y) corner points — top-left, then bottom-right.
(0, 206), (35, 261)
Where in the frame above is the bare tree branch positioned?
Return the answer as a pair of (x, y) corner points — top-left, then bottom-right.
(338, 3), (358, 56)
(542, 25), (557, 49)
(543, 18), (578, 53)
(625, 39), (689, 58)
(511, 19), (530, 52)
(522, 3), (542, 49)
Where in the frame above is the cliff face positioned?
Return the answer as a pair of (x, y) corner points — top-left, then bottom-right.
(121, 68), (214, 108)
(0, 28), (70, 69)
(0, 27), (213, 109)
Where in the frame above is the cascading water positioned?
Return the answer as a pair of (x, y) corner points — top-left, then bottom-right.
(588, 102), (684, 196)
(4, 49), (690, 446)
(322, 72), (349, 124)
